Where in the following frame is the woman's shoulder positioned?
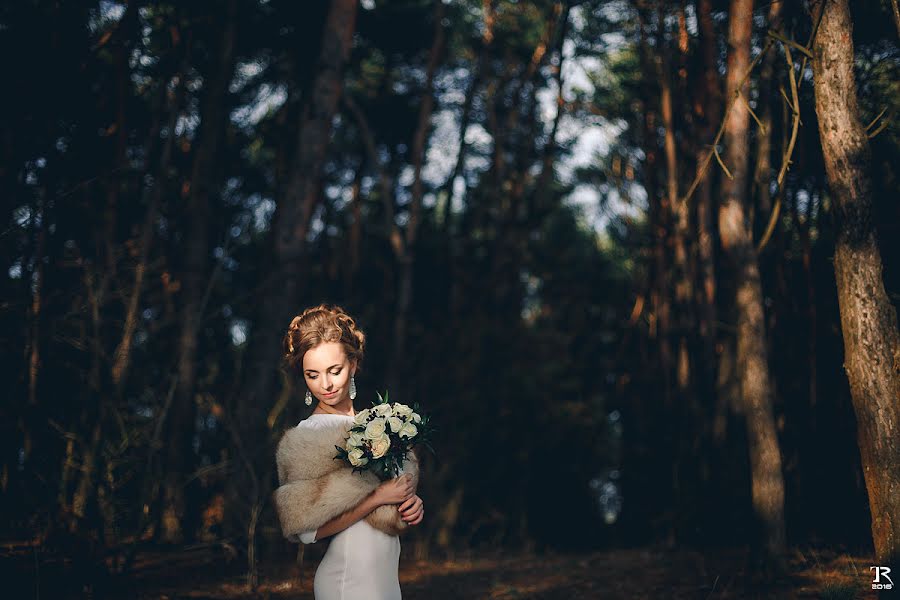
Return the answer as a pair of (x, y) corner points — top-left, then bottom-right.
(275, 416), (353, 482)
(279, 415), (351, 448)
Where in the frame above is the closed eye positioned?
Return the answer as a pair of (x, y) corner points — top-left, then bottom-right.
(307, 369), (341, 379)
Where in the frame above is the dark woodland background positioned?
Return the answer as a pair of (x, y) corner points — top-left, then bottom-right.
(2, 0), (899, 597)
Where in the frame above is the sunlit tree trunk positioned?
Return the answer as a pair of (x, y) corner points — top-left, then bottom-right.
(811, 0), (900, 568)
(719, 0), (787, 567)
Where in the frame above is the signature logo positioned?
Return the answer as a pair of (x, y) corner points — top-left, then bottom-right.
(871, 566), (894, 590)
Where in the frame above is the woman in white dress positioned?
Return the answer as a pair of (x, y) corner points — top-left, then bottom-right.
(279, 304), (424, 600)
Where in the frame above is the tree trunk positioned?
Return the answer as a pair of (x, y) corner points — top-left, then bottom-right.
(655, 2), (698, 543)
(111, 65), (182, 394)
(719, 0), (787, 567)
(440, 0), (496, 230)
(227, 0), (358, 543)
(634, 7), (675, 541)
(695, 0), (720, 428)
(161, 0), (238, 545)
(345, 161), (364, 297)
(811, 0), (900, 569)
(388, 0), (445, 399)
(751, 0), (783, 233)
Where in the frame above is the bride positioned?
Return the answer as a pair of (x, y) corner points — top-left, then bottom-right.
(273, 304), (424, 600)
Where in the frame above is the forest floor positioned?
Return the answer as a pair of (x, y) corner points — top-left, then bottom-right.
(5, 541), (882, 599)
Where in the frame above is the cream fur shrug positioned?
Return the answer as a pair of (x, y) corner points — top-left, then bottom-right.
(273, 418), (419, 543)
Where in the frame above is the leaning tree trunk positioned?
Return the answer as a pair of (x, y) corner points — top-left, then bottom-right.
(718, 0), (787, 568)
(226, 0), (359, 560)
(811, 0), (900, 569)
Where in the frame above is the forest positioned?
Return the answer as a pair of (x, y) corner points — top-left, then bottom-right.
(2, 0), (899, 598)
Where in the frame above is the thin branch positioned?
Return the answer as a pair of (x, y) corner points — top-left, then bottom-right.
(865, 106), (888, 131)
(776, 43), (801, 187)
(739, 91), (766, 133)
(867, 118), (890, 139)
(766, 29), (813, 59)
(779, 86), (795, 113)
(757, 48), (800, 253)
(755, 195), (781, 252)
(713, 146), (734, 179)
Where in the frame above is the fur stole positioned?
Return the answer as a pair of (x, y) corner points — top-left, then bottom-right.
(273, 418), (419, 543)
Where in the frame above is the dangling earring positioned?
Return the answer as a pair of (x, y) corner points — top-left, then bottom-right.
(349, 375), (357, 400)
(305, 389), (313, 405)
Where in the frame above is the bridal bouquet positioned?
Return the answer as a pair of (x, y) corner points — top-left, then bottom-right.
(335, 390), (434, 480)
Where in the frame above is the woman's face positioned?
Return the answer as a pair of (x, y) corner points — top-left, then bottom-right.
(302, 342), (356, 408)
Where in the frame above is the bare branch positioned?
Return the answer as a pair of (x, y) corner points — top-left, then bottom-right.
(776, 43), (801, 188)
(739, 91), (767, 133)
(865, 106), (888, 131)
(755, 196), (782, 253)
(867, 117), (890, 139)
(713, 146), (734, 179)
(766, 29), (813, 59)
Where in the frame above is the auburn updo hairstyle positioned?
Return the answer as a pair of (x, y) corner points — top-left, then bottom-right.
(282, 304), (366, 380)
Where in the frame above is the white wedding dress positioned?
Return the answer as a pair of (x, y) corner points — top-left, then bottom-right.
(296, 413), (403, 600)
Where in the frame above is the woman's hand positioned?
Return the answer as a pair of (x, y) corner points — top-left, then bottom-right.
(373, 473), (415, 506)
(397, 494), (424, 525)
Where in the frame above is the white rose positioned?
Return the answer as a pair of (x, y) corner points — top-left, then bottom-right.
(353, 409), (371, 425)
(348, 431), (365, 447)
(411, 412), (422, 423)
(374, 403), (393, 417)
(387, 416), (404, 433)
(399, 422), (418, 439)
(348, 447), (368, 466)
(364, 417), (387, 439)
(393, 404), (413, 417)
(370, 434), (391, 459)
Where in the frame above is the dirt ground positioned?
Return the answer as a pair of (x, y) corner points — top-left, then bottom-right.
(6, 542), (882, 599)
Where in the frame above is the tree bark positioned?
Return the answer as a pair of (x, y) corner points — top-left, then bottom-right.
(719, 0), (787, 566)
(655, 2), (699, 543)
(162, 0), (238, 545)
(811, 0), (900, 569)
(228, 0), (358, 543)
(440, 0), (496, 230)
(751, 0), (783, 232)
(345, 161), (364, 297)
(695, 0), (720, 420)
(388, 0), (445, 399)
(111, 63), (183, 394)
